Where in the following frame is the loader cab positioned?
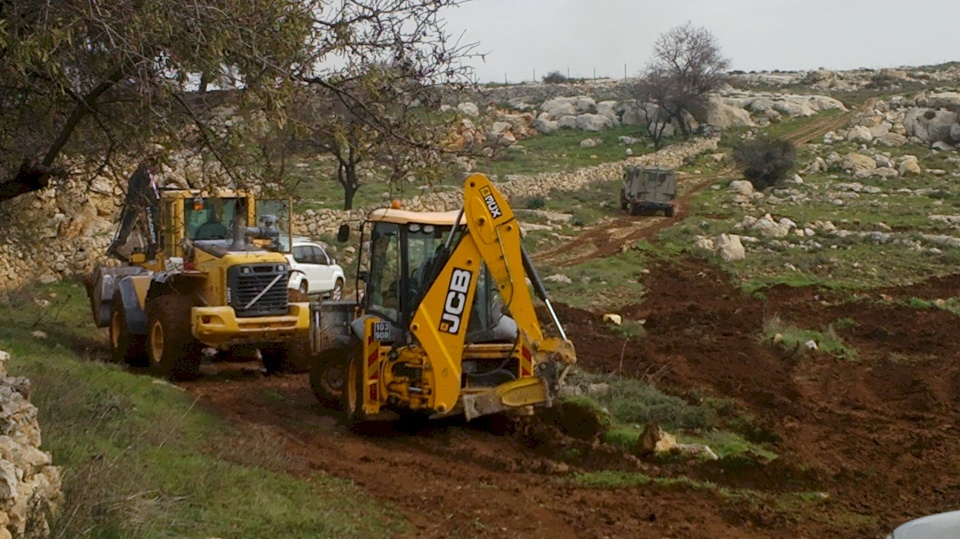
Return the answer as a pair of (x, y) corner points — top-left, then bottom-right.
(360, 209), (506, 343)
(157, 192), (292, 260)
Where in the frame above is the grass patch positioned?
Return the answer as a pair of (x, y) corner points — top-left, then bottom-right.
(762, 314), (858, 359)
(0, 280), (402, 538)
(474, 125), (656, 178)
(537, 249), (647, 310)
(904, 296), (960, 315)
(568, 372), (714, 431)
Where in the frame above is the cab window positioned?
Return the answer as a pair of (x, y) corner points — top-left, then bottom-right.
(367, 223), (402, 323)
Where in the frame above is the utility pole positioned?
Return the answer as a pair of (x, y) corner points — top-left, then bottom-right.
(533, 68), (536, 82)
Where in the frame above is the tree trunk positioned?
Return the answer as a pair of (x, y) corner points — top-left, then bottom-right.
(338, 162), (360, 210)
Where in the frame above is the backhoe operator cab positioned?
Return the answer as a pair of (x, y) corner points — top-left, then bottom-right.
(310, 173), (576, 424)
(86, 164), (310, 379)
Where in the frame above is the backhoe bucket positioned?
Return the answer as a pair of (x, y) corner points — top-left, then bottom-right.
(462, 376), (552, 421)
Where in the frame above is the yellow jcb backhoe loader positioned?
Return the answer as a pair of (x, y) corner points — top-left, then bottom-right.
(310, 173), (576, 423)
(86, 163), (310, 379)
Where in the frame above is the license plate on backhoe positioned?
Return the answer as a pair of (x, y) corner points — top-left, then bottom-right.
(372, 322), (391, 341)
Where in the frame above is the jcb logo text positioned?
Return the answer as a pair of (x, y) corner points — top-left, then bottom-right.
(439, 269), (473, 334)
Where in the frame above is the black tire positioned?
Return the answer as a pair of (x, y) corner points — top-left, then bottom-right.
(261, 337), (312, 374)
(110, 295), (148, 367)
(261, 289), (311, 374)
(330, 278), (344, 301)
(619, 189), (629, 210)
(146, 295), (202, 380)
(629, 203), (641, 216)
(342, 352), (367, 427)
(665, 205), (675, 218)
(298, 280), (309, 295)
(310, 342), (356, 409)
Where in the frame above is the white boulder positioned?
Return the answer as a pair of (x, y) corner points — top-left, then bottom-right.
(716, 234), (746, 262)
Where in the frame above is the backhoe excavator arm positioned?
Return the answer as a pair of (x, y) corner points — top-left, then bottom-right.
(409, 173), (576, 417)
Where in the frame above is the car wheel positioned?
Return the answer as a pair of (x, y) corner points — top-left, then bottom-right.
(331, 278), (344, 301)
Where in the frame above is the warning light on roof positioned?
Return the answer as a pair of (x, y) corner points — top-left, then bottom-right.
(390, 199), (402, 209)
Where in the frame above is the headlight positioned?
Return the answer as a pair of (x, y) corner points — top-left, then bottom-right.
(240, 266), (251, 274)
(276, 264), (285, 272)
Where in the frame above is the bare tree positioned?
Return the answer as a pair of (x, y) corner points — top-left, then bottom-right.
(291, 1), (476, 210)
(633, 22), (729, 142)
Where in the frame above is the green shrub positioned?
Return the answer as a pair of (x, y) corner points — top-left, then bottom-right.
(732, 138), (796, 190)
(524, 195), (547, 209)
(542, 70), (569, 84)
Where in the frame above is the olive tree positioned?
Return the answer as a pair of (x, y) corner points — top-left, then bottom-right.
(631, 22), (729, 144)
(0, 0), (474, 205)
(293, 1), (475, 210)
(0, 0), (317, 201)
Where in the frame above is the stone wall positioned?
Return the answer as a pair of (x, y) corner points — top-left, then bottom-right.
(0, 136), (717, 293)
(0, 351), (61, 539)
(296, 136), (719, 237)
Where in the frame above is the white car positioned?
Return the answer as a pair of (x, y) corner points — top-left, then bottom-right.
(285, 238), (346, 300)
(888, 510), (960, 538)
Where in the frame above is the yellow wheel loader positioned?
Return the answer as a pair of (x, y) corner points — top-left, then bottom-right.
(310, 173), (576, 423)
(86, 163), (310, 379)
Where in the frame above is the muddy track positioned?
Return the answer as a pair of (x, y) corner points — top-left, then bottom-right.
(531, 168), (730, 268)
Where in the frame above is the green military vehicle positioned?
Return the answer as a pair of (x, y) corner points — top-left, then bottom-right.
(619, 165), (677, 217)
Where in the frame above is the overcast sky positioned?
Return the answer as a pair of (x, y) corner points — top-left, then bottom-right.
(441, 0), (960, 83)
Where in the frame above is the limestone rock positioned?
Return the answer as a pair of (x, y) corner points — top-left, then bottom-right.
(846, 125), (874, 143)
(575, 114), (613, 132)
(842, 153), (877, 174)
(716, 234), (746, 262)
(903, 108), (958, 144)
(579, 138), (601, 149)
(544, 274), (572, 284)
(899, 156), (922, 177)
(729, 180), (755, 196)
(705, 95), (755, 128)
(457, 102), (480, 117)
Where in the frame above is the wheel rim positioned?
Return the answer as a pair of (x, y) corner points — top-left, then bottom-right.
(332, 281), (343, 300)
(323, 364), (345, 393)
(110, 310), (122, 350)
(149, 320), (164, 365)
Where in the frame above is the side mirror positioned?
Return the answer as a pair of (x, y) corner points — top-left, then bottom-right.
(337, 224), (350, 243)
